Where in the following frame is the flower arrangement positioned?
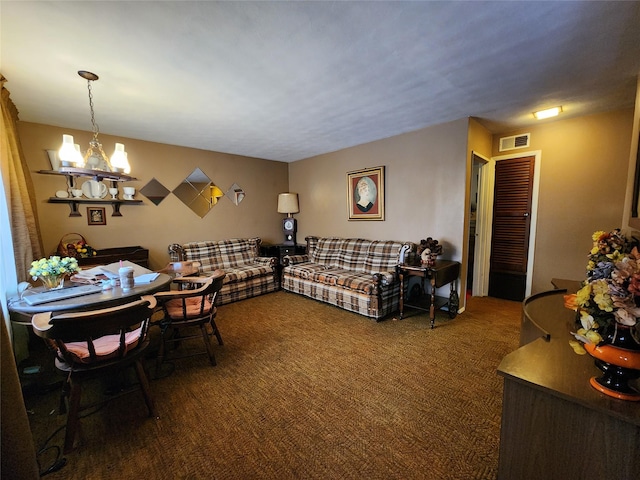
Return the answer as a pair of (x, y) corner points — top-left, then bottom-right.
(565, 229), (640, 354)
(29, 256), (81, 289)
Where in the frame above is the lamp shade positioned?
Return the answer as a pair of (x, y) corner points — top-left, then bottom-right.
(277, 193), (299, 215)
(110, 143), (131, 173)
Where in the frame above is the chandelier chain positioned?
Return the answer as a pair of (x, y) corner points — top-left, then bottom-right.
(86, 79), (100, 141)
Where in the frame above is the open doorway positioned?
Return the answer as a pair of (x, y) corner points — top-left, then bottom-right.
(471, 150), (541, 299)
(467, 154), (486, 296)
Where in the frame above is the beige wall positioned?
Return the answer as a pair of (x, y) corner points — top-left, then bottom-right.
(289, 118), (470, 304)
(19, 122), (289, 269)
(491, 109), (634, 294)
(290, 118), (469, 250)
(18, 108), (635, 302)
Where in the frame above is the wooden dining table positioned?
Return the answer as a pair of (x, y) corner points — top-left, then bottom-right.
(8, 273), (173, 325)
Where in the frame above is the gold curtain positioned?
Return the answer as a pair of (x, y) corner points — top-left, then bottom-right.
(0, 74), (43, 280)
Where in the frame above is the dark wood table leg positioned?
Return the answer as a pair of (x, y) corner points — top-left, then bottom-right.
(430, 277), (436, 328)
(399, 272), (405, 319)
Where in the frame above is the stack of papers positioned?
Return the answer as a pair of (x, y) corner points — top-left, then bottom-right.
(99, 260), (153, 278)
(135, 272), (160, 284)
(72, 261), (159, 285)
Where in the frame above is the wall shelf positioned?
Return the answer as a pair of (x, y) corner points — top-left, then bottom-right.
(38, 168), (137, 183)
(39, 169), (141, 217)
(47, 198), (143, 217)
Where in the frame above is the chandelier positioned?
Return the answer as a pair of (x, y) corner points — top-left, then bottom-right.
(58, 71), (130, 174)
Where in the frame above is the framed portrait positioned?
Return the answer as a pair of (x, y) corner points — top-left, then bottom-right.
(87, 207), (106, 226)
(347, 166), (385, 220)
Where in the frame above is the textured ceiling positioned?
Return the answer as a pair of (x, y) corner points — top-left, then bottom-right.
(2, 1), (640, 162)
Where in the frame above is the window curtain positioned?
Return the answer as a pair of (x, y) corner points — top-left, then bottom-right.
(0, 74), (43, 360)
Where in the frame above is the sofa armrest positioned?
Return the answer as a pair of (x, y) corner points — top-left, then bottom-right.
(168, 243), (186, 262)
(255, 256), (278, 268)
(282, 254), (309, 267)
(373, 271), (397, 286)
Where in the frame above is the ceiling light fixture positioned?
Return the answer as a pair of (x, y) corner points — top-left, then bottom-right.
(58, 71), (131, 174)
(533, 106), (562, 120)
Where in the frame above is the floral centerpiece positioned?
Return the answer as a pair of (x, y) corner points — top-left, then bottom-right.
(565, 229), (640, 354)
(29, 255), (81, 290)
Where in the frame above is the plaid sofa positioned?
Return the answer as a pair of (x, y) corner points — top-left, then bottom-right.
(282, 236), (414, 320)
(168, 238), (278, 305)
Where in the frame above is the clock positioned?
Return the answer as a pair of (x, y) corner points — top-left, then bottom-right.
(282, 217), (297, 246)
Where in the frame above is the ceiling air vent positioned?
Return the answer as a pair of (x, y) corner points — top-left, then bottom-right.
(499, 133), (530, 152)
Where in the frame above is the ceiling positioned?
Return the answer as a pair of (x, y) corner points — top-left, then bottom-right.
(2, 1), (640, 162)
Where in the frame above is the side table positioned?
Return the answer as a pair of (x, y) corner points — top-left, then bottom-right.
(260, 243), (306, 287)
(260, 243), (306, 263)
(396, 261), (461, 328)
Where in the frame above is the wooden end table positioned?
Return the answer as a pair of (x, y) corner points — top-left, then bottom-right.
(396, 260), (461, 328)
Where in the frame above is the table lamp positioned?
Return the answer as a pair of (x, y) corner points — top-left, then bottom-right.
(277, 193), (299, 246)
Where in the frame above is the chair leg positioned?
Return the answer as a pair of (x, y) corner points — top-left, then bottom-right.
(155, 331), (167, 377)
(134, 359), (157, 418)
(200, 325), (217, 366)
(210, 317), (224, 346)
(63, 380), (82, 454)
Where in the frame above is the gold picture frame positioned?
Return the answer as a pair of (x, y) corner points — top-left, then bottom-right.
(87, 207), (106, 226)
(347, 166), (385, 220)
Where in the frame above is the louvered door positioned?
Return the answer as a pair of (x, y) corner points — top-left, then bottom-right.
(488, 156), (534, 299)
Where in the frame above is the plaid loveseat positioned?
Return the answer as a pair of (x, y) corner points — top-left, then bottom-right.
(168, 238), (278, 305)
(282, 236), (414, 320)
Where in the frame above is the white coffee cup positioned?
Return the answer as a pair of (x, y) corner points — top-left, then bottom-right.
(123, 186), (135, 196)
(71, 189), (83, 198)
(118, 266), (135, 291)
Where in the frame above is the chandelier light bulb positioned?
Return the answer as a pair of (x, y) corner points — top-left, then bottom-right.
(59, 134), (84, 166)
(110, 142), (131, 173)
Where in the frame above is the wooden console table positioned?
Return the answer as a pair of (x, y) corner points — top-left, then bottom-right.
(396, 260), (460, 328)
(497, 288), (639, 480)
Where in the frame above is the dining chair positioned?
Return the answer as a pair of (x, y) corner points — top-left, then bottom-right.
(31, 296), (158, 453)
(156, 260), (201, 279)
(152, 270), (226, 369)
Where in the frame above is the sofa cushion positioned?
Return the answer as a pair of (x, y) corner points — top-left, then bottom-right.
(336, 238), (370, 273)
(182, 241), (222, 271)
(363, 240), (404, 274)
(335, 272), (376, 294)
(308, 267), (346, 286)
(310, 237), (343, 266)
(223, 264), (274, 283)
(217, 238), (258, 269)
(284, 262), (327, 280)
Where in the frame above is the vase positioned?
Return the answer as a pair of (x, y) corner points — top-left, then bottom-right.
(584, 323), (640, 401)
(38, 275), (64, 290)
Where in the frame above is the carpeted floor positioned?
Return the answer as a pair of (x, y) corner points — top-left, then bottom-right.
(23, 291), (521, 479)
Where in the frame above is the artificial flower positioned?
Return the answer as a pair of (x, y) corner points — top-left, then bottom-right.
(567, 229), (639, 353)
(29, 256), (80, 279)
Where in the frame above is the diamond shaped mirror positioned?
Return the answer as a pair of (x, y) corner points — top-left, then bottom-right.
(173, 168), (222, 218)
(225, 183), (245, 206)
(140, 178), (170, 206)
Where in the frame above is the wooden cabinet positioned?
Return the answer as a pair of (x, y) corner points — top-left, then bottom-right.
(497, 288), (640, 480)
(76, 246), (149, 269)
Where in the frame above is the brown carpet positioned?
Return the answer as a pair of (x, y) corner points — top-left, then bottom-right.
(24, 292), (521, 480)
